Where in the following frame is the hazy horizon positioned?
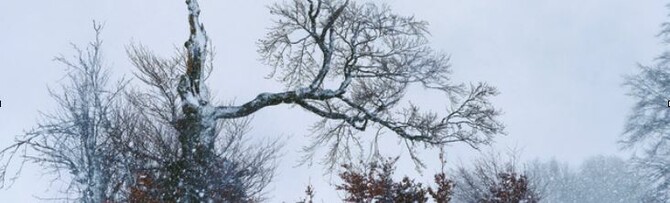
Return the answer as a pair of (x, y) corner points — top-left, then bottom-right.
(0, 0), (665, 202)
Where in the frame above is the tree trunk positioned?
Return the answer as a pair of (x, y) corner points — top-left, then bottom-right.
(167, 105), (217, 202)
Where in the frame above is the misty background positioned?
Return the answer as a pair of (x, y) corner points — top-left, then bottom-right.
(0, 0), (665, 202)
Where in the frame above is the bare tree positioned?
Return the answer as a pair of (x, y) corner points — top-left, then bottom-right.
(2, 0), (504, 201)
(577, 155), (648, 203)
(527, 156), (652, 203)
(0, 21), (281, 203)
(161, 0), (504, 201)
(452, 151), (540, 203)
(524, 158), (577, 202)
(121, 45), (282, 202)
(0, 23), (130, 202)
(622, 63), (670, 201)
(621, 6), (670, 200)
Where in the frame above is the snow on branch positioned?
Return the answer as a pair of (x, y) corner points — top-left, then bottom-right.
(180, 0), (209, 107)
(208, 0), (505, 167)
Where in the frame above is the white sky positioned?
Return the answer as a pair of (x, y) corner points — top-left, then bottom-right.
(0, 0), (666, 202)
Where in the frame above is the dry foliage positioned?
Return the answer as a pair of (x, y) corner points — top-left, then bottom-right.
(298, 157), (455, 203)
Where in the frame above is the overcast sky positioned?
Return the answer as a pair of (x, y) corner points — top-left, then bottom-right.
(0, 0), (666, 202)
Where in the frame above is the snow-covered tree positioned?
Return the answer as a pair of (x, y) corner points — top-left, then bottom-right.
(0, 21), (280, 203)
(621, 4), (670, 200)
(0, 23), (131, 202)
(525, 158), (580, 202)
(122, 45), (282, 202)
(577, 156), (646, 203)
(161, 0), (504, 201)
(3, 0), (505, 201)
(528, 156), (650, 203)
